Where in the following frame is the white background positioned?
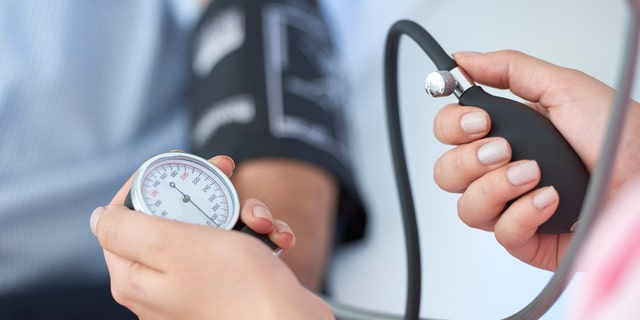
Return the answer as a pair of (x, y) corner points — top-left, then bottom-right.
(321, 1), (637, 319)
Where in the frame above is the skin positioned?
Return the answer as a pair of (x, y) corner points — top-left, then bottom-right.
(91, 156), (335, 319)
(232, 159), (338, 291)
(433, 50), (640, 271)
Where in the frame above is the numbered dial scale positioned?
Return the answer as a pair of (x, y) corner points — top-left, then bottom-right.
(126, 152), (279, 252)
(126, 152), (240, 230)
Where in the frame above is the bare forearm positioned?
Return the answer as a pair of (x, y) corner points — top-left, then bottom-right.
(231, 158), (339, 291)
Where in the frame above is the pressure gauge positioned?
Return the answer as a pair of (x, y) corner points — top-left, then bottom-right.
(125, 152), (279, 253)
(126, 152), (240, 229)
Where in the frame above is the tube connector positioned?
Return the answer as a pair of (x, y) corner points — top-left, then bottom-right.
(424, 67), (475, 98)
(424, 71), (456, 97)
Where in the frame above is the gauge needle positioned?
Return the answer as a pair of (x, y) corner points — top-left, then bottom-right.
(169, 182), (217, 225)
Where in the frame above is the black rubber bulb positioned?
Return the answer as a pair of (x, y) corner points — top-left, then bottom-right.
(458, 86), (589, 234)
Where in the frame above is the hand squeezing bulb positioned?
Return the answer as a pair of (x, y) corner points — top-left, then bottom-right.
(425, 67), (589, 234)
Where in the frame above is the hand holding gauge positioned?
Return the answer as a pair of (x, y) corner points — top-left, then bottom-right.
(125, 152), (281, 255)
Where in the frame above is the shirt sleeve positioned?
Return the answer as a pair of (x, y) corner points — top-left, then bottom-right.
(188, 0), (366, 243)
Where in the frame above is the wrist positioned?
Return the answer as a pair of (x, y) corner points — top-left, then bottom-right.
(262, 287), (334, 320)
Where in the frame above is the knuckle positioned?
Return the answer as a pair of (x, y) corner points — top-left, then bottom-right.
(493, 229), (510, 249)
(433, 152), (472, 193)
(456, 196), (475, 227)
(433, 104), (460, 143)
(432, 156), (450, 189)
(96, 213), (117, 251)
(476, 177), (497, 202)
(110, 282), (131, 307)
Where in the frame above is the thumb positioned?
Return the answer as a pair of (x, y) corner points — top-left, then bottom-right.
(90, 204), (176, 269)
(452, 50), (613, 109)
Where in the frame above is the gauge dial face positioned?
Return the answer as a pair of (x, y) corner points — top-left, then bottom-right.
(130, 152), (240, 230)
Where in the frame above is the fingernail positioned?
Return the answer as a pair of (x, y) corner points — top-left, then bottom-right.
(452, 51), (482, 59)
(90, 206), (105, 236)
(507, 160), (539, 186)
(477, 139), (509, 165)
(275, 222), (293, 235)
(252, 205), (271, 220)
(460, 111), (487, 134)
(533, 186), (558, 210)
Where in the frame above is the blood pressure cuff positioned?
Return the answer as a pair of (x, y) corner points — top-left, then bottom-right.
(189, 0), (366, 243)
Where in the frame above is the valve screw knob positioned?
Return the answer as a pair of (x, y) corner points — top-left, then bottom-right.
(425, 71), (457, 97)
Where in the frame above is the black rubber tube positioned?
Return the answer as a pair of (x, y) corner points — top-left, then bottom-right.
(384, 19), (434, 320)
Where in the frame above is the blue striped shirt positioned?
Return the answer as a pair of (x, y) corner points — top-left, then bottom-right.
(0, 0), (200, 293)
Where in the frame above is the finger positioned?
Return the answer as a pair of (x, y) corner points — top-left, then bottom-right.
(495, 186), (571, 272)
(453, 50), (582, 103)
(493, 186), (559, 250)
(104, 250), (171, 320)
(433, 104), (491, 145)
(434, 137), (511, 192)
(240, 198), (276, 234)
(92, 205), (211, 269)
(453, 50), (614, 120)
(458, 160), (541, 231)
(240, 198), (296, 252)
(271, 219), (296, 253)
(102, 250), (161, 315)
(209, 155), (235, 178)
